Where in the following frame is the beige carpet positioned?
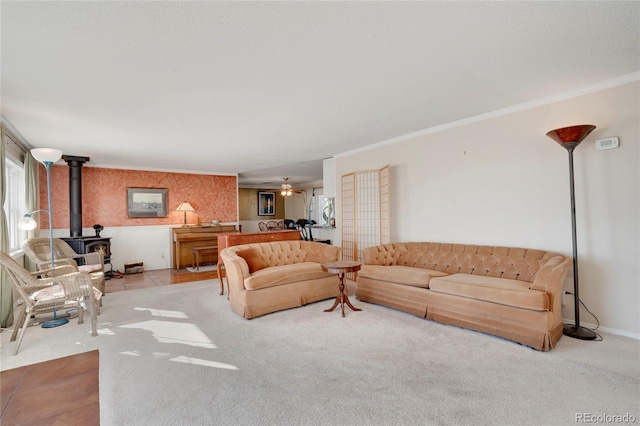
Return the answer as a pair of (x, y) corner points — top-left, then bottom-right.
(1, 279), (639, 425)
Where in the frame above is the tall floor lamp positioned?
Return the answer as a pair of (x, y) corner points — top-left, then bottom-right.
(545, 125), (597, 340)
(19, 148), (68, 328)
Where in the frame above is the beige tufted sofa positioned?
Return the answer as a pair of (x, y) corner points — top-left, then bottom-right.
(356, 242), (571, 350)
(220, 241), (341, 319)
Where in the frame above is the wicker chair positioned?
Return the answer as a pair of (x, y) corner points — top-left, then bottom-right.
(21, 238), (105, 304)
(258, 222), (268, 232)
(266, 220), (279, 230)
(0, 251), (98, 355)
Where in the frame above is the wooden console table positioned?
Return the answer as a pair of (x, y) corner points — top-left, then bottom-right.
(172, 225), (238, 270)
(216, 230), (301, 295)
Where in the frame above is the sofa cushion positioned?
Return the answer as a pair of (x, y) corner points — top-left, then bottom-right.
(30, 283), (103, 303)
(244, 262), (333, 291)
(78, 264), (103, 274)
(429, 274), (549, 311)
(359, 265), (448, 288)
(30, 284), (65, 301)
(236, 248), (267, 274)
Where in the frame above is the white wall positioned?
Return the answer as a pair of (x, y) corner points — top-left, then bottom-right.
(323, 157), (336, 198)
(239, 220), (261, 233)
(51, 223), (237, 272)
(284, 192), (306, 219)
(335, 80), (639, 337)
(50, 225), (175, 271)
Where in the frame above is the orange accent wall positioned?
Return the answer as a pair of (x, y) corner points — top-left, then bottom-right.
(38, 165), (237, 229)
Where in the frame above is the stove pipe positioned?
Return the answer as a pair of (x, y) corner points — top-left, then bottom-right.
(62, 155), (90, 237)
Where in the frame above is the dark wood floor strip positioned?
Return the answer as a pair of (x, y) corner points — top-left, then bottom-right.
(1, 351), (99, 425)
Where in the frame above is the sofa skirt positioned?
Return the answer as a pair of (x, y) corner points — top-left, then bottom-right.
(356, 276), (428, 318)
(230, 276), (338, 319)
(356, 276), (561, 351)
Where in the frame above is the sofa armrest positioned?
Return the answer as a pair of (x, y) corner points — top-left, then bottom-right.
(530, 254), (572, 314)
(220, 249), (251, 293)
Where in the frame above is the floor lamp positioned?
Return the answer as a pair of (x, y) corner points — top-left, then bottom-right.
(545, 125), (597, 340)
(19, 148), (68, 328)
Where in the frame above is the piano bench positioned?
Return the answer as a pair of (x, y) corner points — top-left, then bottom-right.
(191, 245), (218, 271)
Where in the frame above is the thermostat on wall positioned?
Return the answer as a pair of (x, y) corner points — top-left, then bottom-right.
(595, 137), (619, 150)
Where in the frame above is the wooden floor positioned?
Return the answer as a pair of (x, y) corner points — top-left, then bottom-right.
(1, 351), (100, 425)
(105, 267), (220, 293)
(0, 268), (215, 425)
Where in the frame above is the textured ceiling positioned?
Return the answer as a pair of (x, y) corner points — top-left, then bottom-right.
(1, 1), (638, 187)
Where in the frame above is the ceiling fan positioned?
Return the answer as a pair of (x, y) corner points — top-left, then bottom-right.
(280, 177), (303, 196)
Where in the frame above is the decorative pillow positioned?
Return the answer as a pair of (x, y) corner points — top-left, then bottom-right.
(236, 249), (267, 274)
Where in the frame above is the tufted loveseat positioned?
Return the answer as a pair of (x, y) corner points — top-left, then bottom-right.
(220, 240), (341, 319)
(356, 242), (571, 350)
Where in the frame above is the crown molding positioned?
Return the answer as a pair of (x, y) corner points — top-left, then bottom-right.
(336, 72), (640, 158)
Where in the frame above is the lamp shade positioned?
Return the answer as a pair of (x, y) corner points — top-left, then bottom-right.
(545, 125), (596, 148)
(18, 215), (38, 231)
(31, 148), (63, 164)
(176, 201), (195, 226)
(176, 202), (195, 212)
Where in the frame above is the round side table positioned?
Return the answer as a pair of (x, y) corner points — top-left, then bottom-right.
(321, 261), (362, 317)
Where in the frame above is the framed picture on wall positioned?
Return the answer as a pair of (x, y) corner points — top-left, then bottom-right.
(258, 191), (276, 216)
(127, 187), (168, 218)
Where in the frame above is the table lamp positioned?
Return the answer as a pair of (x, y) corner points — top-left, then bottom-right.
(176, 201), (195, 226)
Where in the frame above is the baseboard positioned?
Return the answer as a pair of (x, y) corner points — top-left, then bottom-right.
(185, 265), (217, 273)
(563, 319), (640, 340)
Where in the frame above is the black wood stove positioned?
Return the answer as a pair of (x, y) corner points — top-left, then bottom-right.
(60, 155), (113, 277)
(61, 236), (113, 274)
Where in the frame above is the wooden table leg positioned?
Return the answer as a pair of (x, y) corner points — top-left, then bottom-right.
(175, 241), (181, 270)
(324, 272), (361, 317)
(217, 263), (225, 296)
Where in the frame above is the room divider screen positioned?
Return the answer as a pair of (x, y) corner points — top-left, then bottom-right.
(341, 165), (390, 280)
